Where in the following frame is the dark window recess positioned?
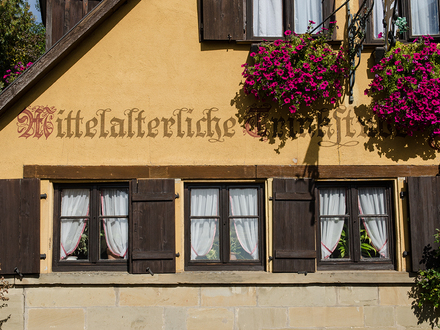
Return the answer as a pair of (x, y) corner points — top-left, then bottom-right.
(52, 183), (129, 271)
(184, 183), (265, 271)
(198, 0), (335, 42)
(130, 179), (176, 274)
(272, 178), (316, 273)
(0, 179), (40, 275)
(317, 182), (394, 270)
(408, 177), (440, 272)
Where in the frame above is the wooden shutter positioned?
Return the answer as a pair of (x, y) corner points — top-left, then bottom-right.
(272, 178), (316, 273)
(0, 179), (40, 275)
(408, 176), (440, 272)
(130, 179), (176, 274)
(200, 0), (244, 41)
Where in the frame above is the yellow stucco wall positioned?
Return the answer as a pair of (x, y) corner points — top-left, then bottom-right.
(0, 0), (437, 180)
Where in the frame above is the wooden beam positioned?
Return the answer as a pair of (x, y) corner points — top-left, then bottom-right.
(23, 165), (440, 180)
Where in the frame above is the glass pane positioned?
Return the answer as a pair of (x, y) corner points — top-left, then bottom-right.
(320, 217), (349, 260)
(61, 219), (88, 260)
(230, 219), (259, 260)
(373, 0), (384, 38)
(294, 0), (322, 34)
(229, 188), (258, 216)
(358, 187), (386, 215)
(411, 0), (439, 35)
(100, 217), (128, 260)
(100, 188), (129, 259)
(190, 219), (219, 261)
(253, 0), (283, 37)
(60, 189), (90, 260)
(360, 217), (389, 259)
(191, 189), (219, 216)
(319, 188), (346, 216)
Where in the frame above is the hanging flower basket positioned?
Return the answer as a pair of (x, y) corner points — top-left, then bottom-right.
(365, 36), (440, 147)
(241, 23), (348, 114)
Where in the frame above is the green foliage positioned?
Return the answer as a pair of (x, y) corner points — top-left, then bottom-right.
(0, 0), (45, 90)
(415, 229), (440, 310)
(335, 227), (378, 259)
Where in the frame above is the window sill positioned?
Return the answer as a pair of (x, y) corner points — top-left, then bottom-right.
(16, 270), (415, 286)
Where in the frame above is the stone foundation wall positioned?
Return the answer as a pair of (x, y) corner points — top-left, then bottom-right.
(0, 282), (430, 330)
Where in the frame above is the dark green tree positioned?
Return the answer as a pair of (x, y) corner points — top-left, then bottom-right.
(0, 0), (45, 89)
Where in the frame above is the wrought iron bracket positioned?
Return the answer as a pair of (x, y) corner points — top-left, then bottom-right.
(347, 0), (374, 104)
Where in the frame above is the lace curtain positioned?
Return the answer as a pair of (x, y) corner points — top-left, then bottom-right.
(101, 189), (129, 258)
(60, 189), (89, 259)
(411, 0), (439, 35)
(253, 0), (283, 37)
(294, 0), (322, 34)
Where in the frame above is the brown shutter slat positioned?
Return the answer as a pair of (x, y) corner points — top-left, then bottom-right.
(272, 178), (316, 273)
(201, 0), (244, 40)
(130, 179), (176, 274)
(0, 179), (40, 275)
(408, 177), (440, 272)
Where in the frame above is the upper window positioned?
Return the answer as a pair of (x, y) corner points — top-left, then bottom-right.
(184, 183), (265, 270)
(317, 182), (394, 270)
(53, 183), (129, 271)
(199, 0), (335, 41)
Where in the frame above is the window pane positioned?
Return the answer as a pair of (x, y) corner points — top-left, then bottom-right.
(373, 0), (384, 38)
(230, 219), (259, 260)
(191, 189), (219, 216)
(100, 189), (129, 259)
(294, 0), (322, 34)
(60, 189), (89, 260)
(190, 218), (219, 260)
(360, 218), (388, 259)
(358, 187), (389, 259)
(411, 0), (439, 35)
(320, 217), (349, 259)
(229, 188), (258, 216)
(253, 0), (283, 37)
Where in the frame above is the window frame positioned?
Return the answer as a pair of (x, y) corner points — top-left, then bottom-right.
(316, 181), (395, 271)
(184, 182), (265, 271)
(52, 182), (129, 272)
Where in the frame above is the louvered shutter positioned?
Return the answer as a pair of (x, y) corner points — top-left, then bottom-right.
(272, 178), (316, 273)
(200, 0), (244, 41)
(0, 179), (40, 275)
(130, 179), (176, 274)
(408, 176), (440, 272)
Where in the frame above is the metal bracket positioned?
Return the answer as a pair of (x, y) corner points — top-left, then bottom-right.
(40, 254), (46, 260)
(40, 193), (47, 199)
(146, 267), (154, 276)
(14, 267), (23, 280)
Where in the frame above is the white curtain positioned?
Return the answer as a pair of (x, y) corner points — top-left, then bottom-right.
(358, 187), (388, 258)
(102, 189), (129, 258)
(60, 189), (89, 259)
(253, 0), (283, 37)
(229, 188), (259, 260)
(294, 0), (322, 34)
(374, 0), (384, 38)
(190, 189), (219, 260)
(411, 0), (439, 35)
(320, 188), (346, 259)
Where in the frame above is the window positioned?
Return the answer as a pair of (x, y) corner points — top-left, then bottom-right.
(184, 183), (265, 270)
(53, 183), (129, 271)
(199, 0), (335, 41)
(317, 182), (394, 270)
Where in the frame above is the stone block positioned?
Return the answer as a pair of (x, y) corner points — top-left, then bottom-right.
(164, 307), (187, 330)
(379, 286), (413, 306)
(396, 306), (436, 327)
(0, 287), (23, 330)
(187, 308), (233, 330)
(257, 286), (337, 307)
(289, 307), (364, 327)
(87, 306), (163, 329)
(27, 308), (85, 330)
(201, 287), (256, 306)
(338, 286), (378, 306)
(119, 287), (199, 306)
(364, 306), (395, 327)
(237, 307), (288, 330)
(26, 287), (116, 307)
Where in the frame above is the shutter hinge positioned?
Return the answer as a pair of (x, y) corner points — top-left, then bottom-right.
(400, 191), (406, 199)
(269, 196), (273, 201)
(146, 267), (154, 276)
(403, 251), (410, 257)
(14, 267), (24, 280)
(298, 271), (308, 276)
(175, 193), (179, 199)
(176, 252), (180, 257)
(40, 254), (46, 260)
(268, 256), (273, 262)
(40, 193), (47, 199)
